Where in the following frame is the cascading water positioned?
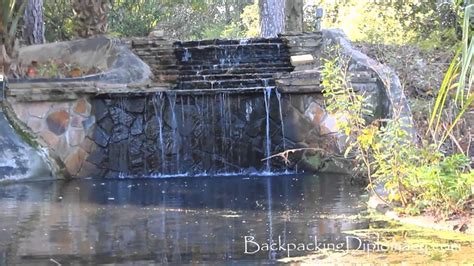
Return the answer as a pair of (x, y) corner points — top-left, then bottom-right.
(97, 37), (295, 178)
(118, 97), (129, 178)
(263, 80), (272, 173)
(182, 48), (191, 62)
(168, 93), (180, 174)
(275, 89), (286, 150)
(153, 93), (166, 174)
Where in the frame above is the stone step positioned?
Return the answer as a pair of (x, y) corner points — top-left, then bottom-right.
(176, 79), (276, 90)
(168, 86), (278, 95)
(131, 38), (173, 47)
(154, 66), (293, 77)
(177, 63), (292, 71)
(133, 49), (176, 56)
(175, 50), (289, 63)
(131, 36), (293, 86)
(174, 44), (288, 53)
(176, 58), (291, 66)
(178, 73), (276, 82)
(175, 37), (284, 47)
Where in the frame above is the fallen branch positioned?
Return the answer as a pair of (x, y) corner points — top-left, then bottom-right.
(261, 148), (325, 166)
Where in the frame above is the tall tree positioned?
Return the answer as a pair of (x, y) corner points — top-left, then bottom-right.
(22, 0), (45, 44)
(284, 0), (303, 33)
(259, 0), (303, 37)
(72, 0), (110, 38)
(259, 0), (285, 37)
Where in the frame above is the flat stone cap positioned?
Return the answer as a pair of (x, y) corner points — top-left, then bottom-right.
(290, 54), (314, 66)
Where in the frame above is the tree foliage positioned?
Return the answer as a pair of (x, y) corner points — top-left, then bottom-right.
(43, 0), (256, 41)
(304, 0), (464, 47)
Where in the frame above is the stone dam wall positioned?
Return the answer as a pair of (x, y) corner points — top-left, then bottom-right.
(3, 31), (408, 179)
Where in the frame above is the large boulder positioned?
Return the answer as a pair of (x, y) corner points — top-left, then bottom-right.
(17, 36), (152, 84)
(0, 107), (52, 182)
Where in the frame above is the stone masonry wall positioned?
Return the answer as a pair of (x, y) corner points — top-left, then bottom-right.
(10, 98), (97, 177)
(81, 91), (339, 178)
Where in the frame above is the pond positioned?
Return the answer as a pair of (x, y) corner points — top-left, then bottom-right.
(0, 174), (370, 264)
(0, 174), (472, 265)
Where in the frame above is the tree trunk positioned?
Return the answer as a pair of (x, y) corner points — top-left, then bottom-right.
(73, 0), (110, 38)
(284, 0), (303, 33)
(259, 0), (303, 37)
(259, 0), (285, 37)
(22, 0), (45, 45)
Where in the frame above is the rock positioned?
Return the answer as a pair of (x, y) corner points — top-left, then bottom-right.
(80, 137), (95, 153)
(64, 148), (87, 176)
(125, 98), (146, 113)
(283, 106), (312, 143)
(111, 124), (130, 143)
(320, 115), (339, 135)
(109, 106), (134, 127)
(77, 160), (98, 177)
(12, 103), (29, 121)
(82, 116), (96, 132)
(27, 117), (44, 133)
(0, 108), (52, 181)
(46, 110), (70, 135)
(28, 103), (50, 118)
(131, 116), (143, 135)
(245, 118), (264, 138)
(93, 126), (110, 148)
(149, 29), (165, 38)
(93, 100), (109, 121)
(70, 115), (84, 128)
(304, 102), (326, 125)
(74, 98), (91, 116)
(67, 128), (85, 147)
(294, 65), (314, 71)
(87, 147), (107, 166)
(130, 154), (144, 168)
(145, 117), (159, 139)
(130, 135), (144, 155)
(98, 116), (114, 134)
(40, 130), (60, 150)
(108, 140), (129, 172)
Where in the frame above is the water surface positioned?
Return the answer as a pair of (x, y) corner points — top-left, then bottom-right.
(0, 174), (369, 265)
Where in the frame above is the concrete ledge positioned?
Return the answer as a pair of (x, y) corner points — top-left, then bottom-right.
(291, 54), (314, 66)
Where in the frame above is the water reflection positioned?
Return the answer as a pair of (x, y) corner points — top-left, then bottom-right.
(0, 174), (368, 264)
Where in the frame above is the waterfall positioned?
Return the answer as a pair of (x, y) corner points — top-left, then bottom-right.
(220, 93), (227, 172)
(263, 85), (272, 172)
(226, 93), (233, 167)
(168, 93), (180, 174)
(182, 48), (191, 62)
(95, 37), (297, 178)
(275, 89), (286, 150)
(118, 97), (129, 177)
(153, 93), (166, 174)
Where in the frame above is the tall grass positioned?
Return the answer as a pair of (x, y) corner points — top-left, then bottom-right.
(428, 4), (473, 148)
(1, 0), (27, 42)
